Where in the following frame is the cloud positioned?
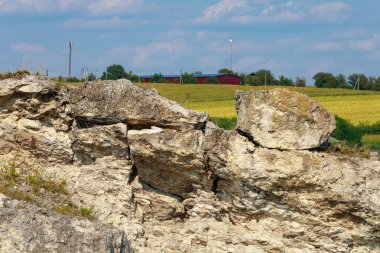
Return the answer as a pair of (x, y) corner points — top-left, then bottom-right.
(309, 1), (352, 23)
(312, 34), (380, 53)
(87, 0), (143, 15)
(203, 1), (352, 24)
(10, 43), (46, 54)
(0, 0), (54, 13)
(0, 0), (144, 15)
(198, 0), (247, 23)
(313, 42), (345, 52)
(63, 17), (147, 29)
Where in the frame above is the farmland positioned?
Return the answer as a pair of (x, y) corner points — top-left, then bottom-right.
(139, 83), (380, 125)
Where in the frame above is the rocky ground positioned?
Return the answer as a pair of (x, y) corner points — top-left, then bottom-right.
(0, 75), (379, 253)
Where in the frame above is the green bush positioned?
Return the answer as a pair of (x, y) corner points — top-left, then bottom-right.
(332, 116), (380, 146)
(212, 117), (237, 130)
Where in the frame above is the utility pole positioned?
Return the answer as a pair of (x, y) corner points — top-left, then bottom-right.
(265, 72), (267, 86)
(68, 41), (74, 78)
(229, 38), (233, 72)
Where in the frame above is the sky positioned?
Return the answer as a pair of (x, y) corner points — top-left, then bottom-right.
(1, 0), (380, 83)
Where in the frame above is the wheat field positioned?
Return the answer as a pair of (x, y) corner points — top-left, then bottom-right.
(140, 83), (380, 124)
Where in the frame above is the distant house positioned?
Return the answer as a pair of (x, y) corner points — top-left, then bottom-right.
(141, 73), (241, 85)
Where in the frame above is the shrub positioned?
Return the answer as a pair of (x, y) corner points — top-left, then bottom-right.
(212, 117), (237, 130)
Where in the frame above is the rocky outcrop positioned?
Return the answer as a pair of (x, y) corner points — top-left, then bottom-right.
(0, 194), (131, 253)
(236, 88), (336, 150)
(0, 75), (379, 253)
(68, 80), (208, 130)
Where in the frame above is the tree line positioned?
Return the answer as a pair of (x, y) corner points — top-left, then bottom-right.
(313, 72), (380, 91)
(67, 64), (380, 91)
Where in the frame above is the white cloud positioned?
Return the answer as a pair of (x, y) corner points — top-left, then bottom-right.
(313, 42), (345, 52)
(10, 43), (46, 54)
(87, 0), (143, 15)
(198, 0), (247, 23)
(0, 0), (144, 14)
(311, 34), (380, 53)
(0, 0), (54, 13)
(309, 1), (352, 23)
(205, 1), (352, 24)
(63, 17), (147, 29)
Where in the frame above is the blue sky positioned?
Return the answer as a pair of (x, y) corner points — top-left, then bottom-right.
(1, 0), (380, 83)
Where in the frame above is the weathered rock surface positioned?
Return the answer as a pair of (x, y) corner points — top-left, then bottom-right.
(71, 123), (129, 164)
(236, 88), (336, 150)
(0, 194), (131, 253)
(1, 75), (380, 253)
(128, 127), (212, 198)
(69, 79), (208, 130)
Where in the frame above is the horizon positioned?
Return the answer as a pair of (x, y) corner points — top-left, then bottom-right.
(1, 0), (380, 84)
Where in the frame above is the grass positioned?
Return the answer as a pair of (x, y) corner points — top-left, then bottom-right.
(362, 134), (380, 150)
(0, 160), (94, 220)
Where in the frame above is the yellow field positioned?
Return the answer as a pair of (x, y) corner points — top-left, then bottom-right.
(140, 83), (380, 124)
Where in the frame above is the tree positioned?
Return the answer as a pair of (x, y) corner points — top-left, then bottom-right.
(313, 72), (338, 88)
(128, 74), (140, 83)
(251, 69), (276, 86)
(295, 77), (306, 87)
(151, 73), (165, 83)
(278, 75), (294, 86)
(87, 73), (97, 81)
(348, 73), (370, 90)
(243, 75), (255, 86)
(335, 74), (347, 88)
(218, 68), (235, 75)
(181, 72), (198, 84)
(204, 76), (218, 84)
(101, 64), (127, 80)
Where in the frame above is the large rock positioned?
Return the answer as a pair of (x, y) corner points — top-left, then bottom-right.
(128, 127), (212, 198)
(205, 126), (380, 251)
(0, 194), (132, 253)
(0, 75), (57, 103)
(236, 88), (336, 150)
(69, 80), (208, 130)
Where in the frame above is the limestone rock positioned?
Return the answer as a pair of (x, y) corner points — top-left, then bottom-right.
(128, 127), (212, 198)
(236, 88), (336, 150)
(205, 126), (380, 250)
(71, 123), (129, 164)
(1, 75), (380, 253)
(0, 194), (132, 253)
(0, 75), (57, 103)
(44, 159), (134, 229)
(68, 79), (208, 130)
(0, 122), (73, 164)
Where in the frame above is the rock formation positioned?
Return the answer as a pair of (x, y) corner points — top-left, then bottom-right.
(236, 88), (336, 150)
(0, 75), (379, 253)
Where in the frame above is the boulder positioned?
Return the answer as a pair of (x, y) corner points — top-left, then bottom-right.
(236, 88), (336, 150)
(128, 127), (212, 198)
(69, 80), (208, 130)
(0, 75), (57, 103)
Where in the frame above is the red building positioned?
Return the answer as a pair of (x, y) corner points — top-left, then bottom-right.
(141, 74), (241, 85)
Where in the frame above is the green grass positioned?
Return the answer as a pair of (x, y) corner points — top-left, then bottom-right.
(0, 161), (93, 220)
(362, 134), (380, 150)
